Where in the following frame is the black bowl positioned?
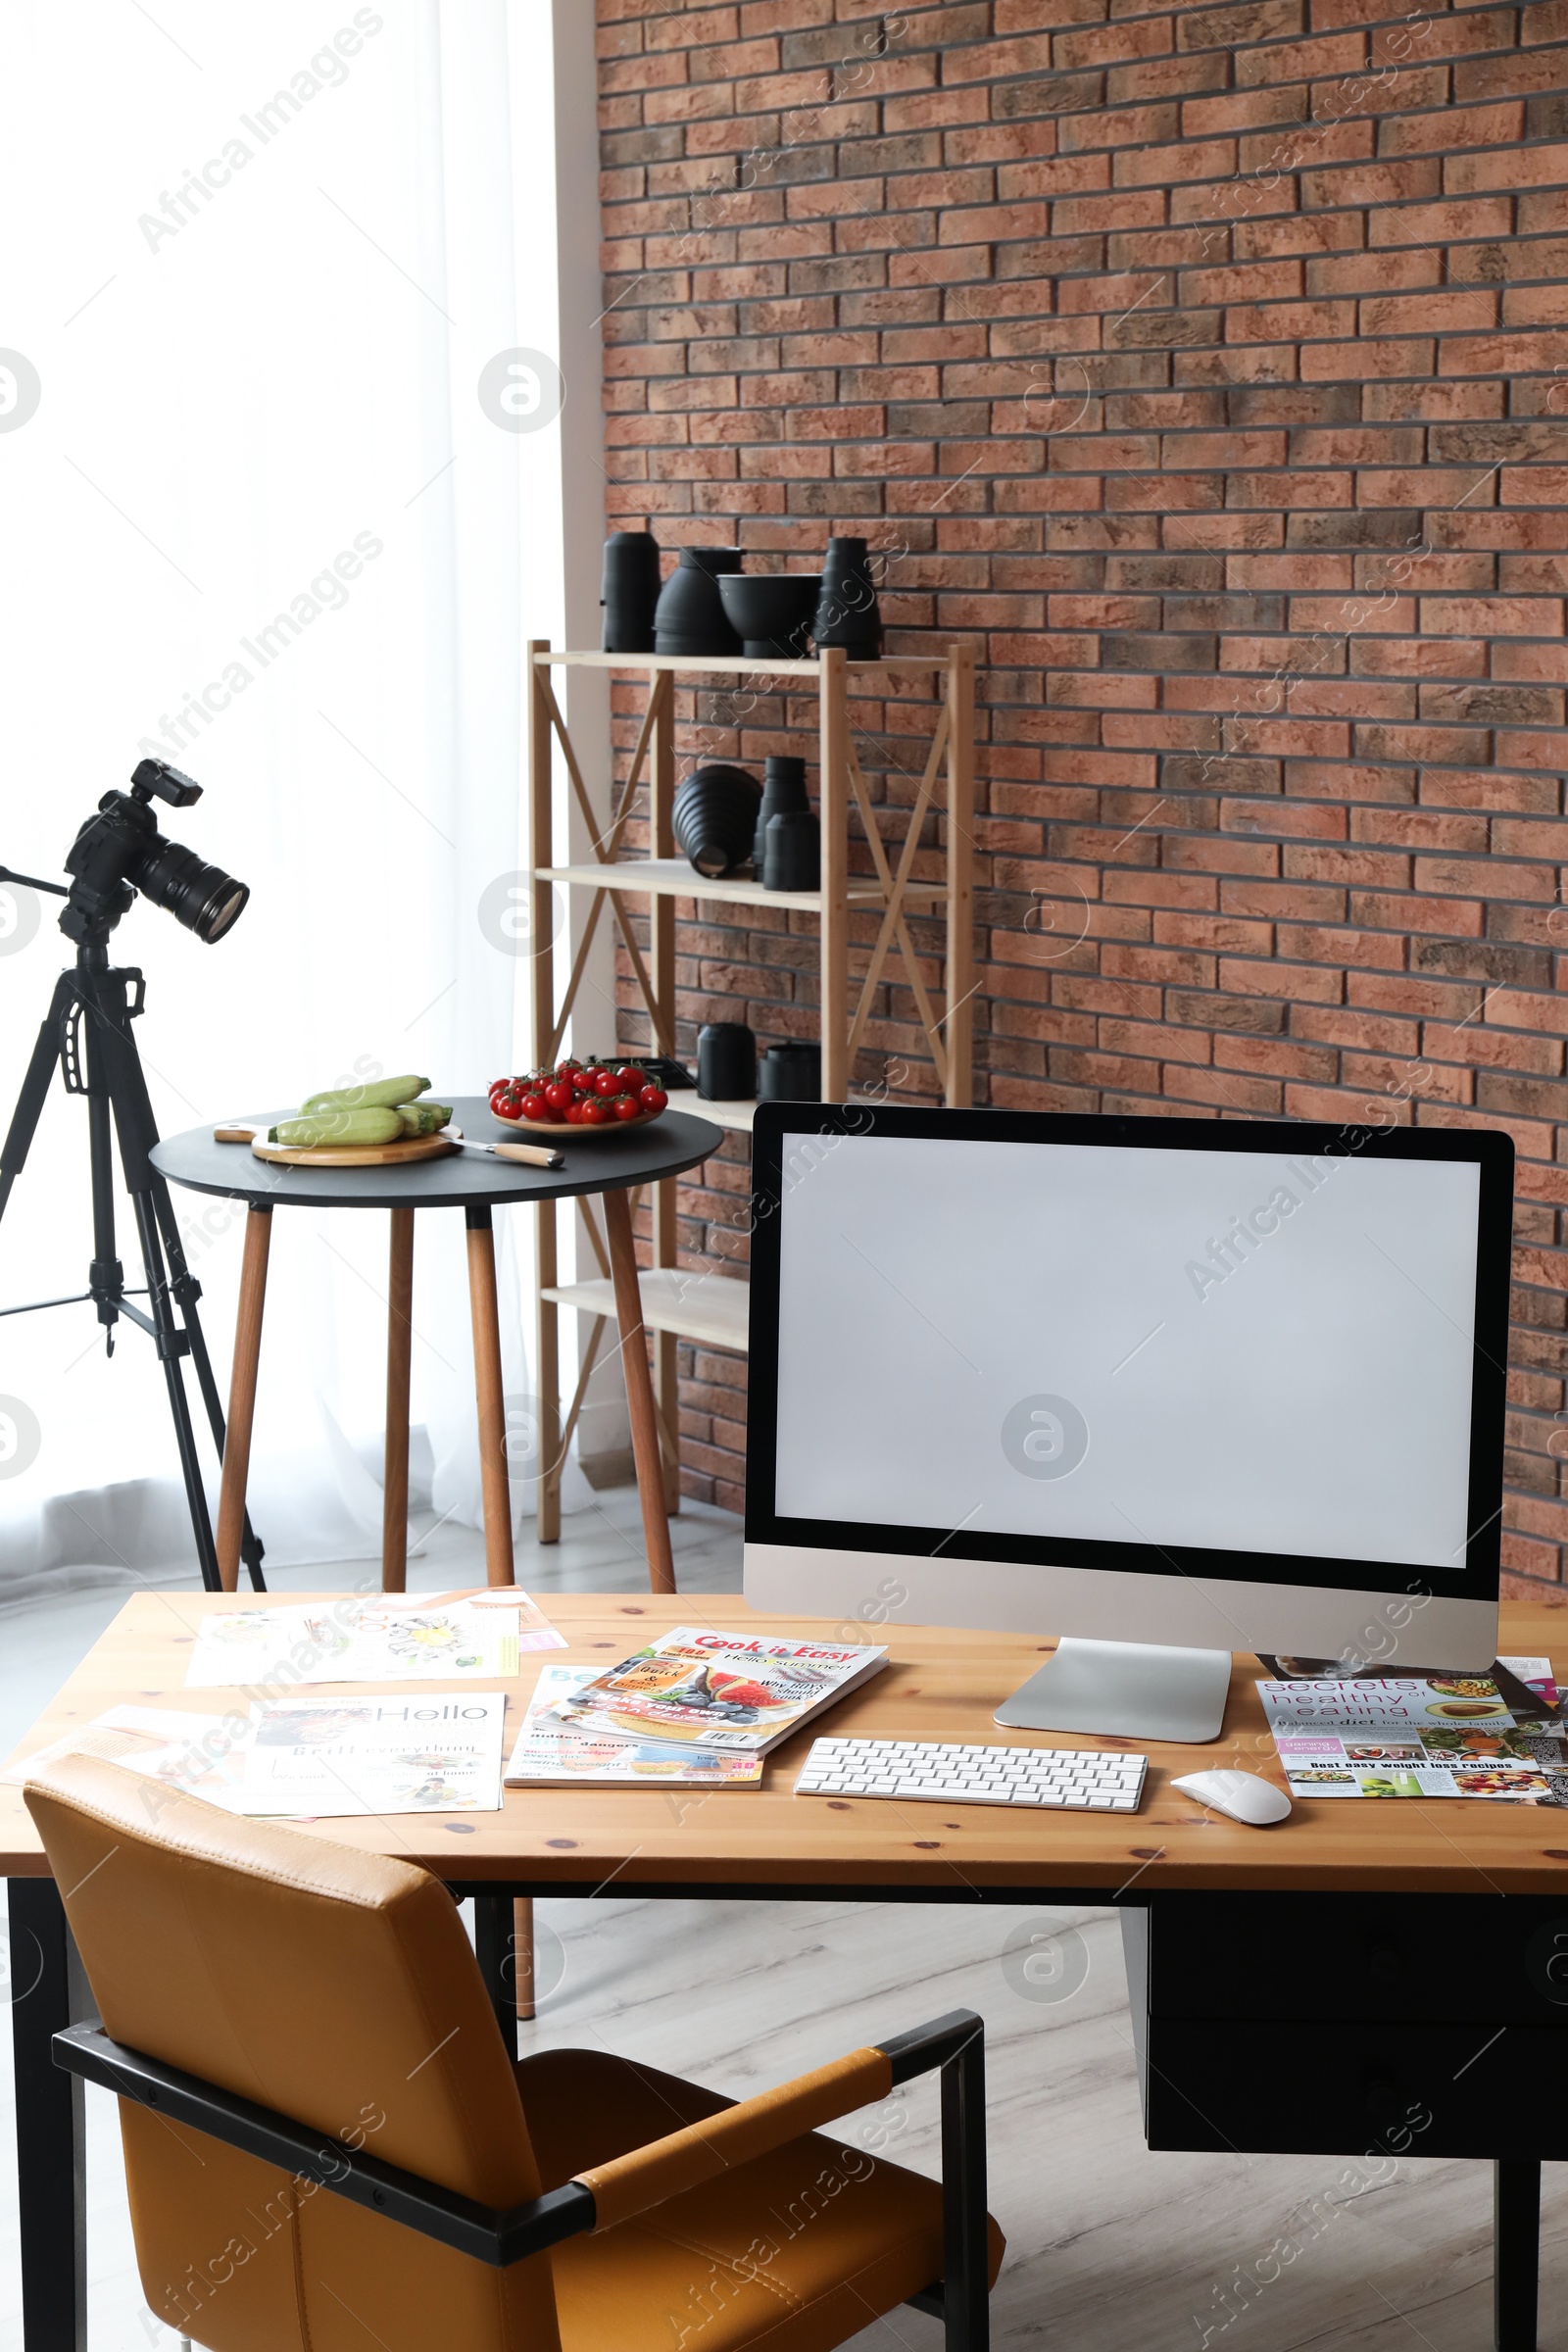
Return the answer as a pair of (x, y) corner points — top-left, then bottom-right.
(672, 763), (761, 878)
(716, 572), (821, 662)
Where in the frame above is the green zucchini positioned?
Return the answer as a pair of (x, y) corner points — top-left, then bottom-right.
(299, 1074), (431, 1113)
(272, 1108), (405, 1148)
(396, 1102), (454, 1136)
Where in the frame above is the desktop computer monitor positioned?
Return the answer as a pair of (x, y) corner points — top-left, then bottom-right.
(744, 1105), (1513, 1741)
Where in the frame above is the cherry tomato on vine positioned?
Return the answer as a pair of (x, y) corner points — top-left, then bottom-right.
(613, 1094), (643, 1121)
(637, 1085), (668, 1114)
(593, 1068), (621, 1099)
(544, 1080), (573, 1116)
(519, 1092), (548, 1122)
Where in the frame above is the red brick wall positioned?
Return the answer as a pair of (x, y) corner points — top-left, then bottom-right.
(595, 0), (1568, 1600)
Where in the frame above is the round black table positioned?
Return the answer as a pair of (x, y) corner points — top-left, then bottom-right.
(150, 1100), (722, 1597)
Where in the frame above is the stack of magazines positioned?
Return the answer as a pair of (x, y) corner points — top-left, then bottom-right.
(505, 1628), (889, 1789)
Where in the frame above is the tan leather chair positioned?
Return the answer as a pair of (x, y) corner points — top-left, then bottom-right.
(25, 1752), (1004, 2352)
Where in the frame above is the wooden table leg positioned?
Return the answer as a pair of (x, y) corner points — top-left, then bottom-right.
(465, 1205), (515, 1588)
(216, 1203), (270, 1593)
(382, 1207), (415, 1592)
(603, 1185), (676, 1595)
(514, 1897), (536, 2022)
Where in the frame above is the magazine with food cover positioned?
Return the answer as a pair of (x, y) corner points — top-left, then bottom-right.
(235, 1690), (506, 1816)
(185, 1593), (563, 1690)
(543, 1627), (889, 1753)
(506, 1666), (764, 1788)
(1259, 1659), (1568, 1803)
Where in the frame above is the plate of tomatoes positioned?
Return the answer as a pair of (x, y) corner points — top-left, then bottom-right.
(488, 1058), (670, 1139)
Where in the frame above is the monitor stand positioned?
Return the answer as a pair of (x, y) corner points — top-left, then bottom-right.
(995, 1638), (1232, 1744)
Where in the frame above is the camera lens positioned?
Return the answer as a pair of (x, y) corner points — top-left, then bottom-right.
(132, 835), (250, 945)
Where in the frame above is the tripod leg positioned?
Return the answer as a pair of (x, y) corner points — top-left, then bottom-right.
(217, 1206), (271, 1592)
(83, 959), (266, 1599)
(0, 971), (76, 1226)
(148, 1181), (267, 1592)
(129, 1191), (222, 1592)
(85, 1087), (123, 1348)
(87, 963), (222, 1592)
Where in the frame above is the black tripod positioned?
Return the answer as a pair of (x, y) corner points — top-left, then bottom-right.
(0, 933), (266, 1591)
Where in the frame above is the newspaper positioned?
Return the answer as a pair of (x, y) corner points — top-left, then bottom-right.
(2, 1706), (239, 1786)
(232, 1690), (506, 1817)
(185, 1592), (563, 1690)
(544, 1627), (888, 1754)
(1259, 1657), (1568, 1802)
(8, 1689), (506, 1820)
(506, 1666), (763, 1788)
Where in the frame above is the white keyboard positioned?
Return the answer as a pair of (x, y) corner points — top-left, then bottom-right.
(795, 1736), (1147, 1811)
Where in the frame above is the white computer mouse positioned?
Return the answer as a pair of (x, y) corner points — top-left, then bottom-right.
(1172, 1769), (1293, 1827)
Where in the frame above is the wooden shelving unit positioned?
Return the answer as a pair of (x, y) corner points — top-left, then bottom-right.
(525, 639), (976, 1539)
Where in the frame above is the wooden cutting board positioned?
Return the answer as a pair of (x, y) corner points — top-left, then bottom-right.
(249, 1134), (458, 1168)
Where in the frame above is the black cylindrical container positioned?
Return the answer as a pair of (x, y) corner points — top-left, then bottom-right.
(759, 1041), (822, 1102)
(698, 1021), (757, 1101)
(654, 547), (744, 657)
(601, 529), (662, 653)
(813, 535), (882, 657)
(673, 763), (761, 878)
(763, 808), (820, 892)
(751, 754), (809, 871)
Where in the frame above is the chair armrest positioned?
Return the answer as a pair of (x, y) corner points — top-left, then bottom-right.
(569, 2009), (984, 2235)
(53, 2023), (595, 2269)
(572, 2041), (894, 2231)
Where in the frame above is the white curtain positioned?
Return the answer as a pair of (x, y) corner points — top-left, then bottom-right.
(0, 2), (598, 1592)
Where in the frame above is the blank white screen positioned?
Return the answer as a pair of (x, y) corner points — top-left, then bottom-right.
(772, 1135), (1480, 1572)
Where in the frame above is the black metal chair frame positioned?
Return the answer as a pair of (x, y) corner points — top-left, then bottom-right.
(54, 2007), (991, 2351)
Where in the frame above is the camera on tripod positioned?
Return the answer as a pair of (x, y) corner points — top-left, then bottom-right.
(60, 758), (249, 948)
(0, 756), (264, 1591)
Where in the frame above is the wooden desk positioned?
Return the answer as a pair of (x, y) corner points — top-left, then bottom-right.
(7, 1593), (1568, 2352)
(6, 1592), (1568, 1892)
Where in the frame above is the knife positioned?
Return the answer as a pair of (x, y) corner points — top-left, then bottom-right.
(445, 1126), (564, 1171)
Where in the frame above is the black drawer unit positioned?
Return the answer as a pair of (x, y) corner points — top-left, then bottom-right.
(1124, 1894), (1568, 2160)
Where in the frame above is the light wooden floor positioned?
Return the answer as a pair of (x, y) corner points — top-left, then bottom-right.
(519, 1893), (1567, 2352)
(1, 1496), (1564, 2351)
(9, 1891), (1564, 2352)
